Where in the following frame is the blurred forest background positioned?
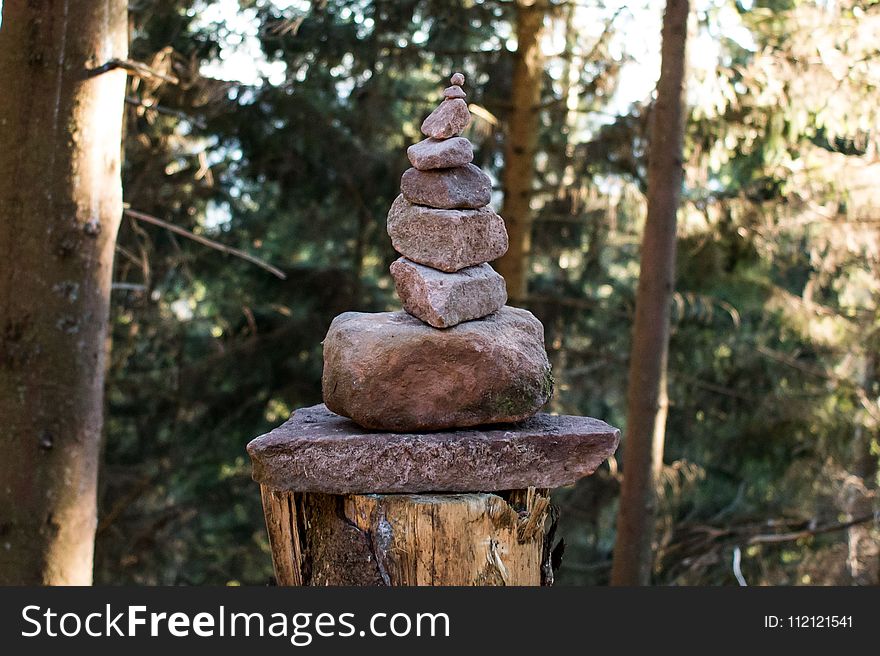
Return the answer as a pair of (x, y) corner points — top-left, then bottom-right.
(25, 0), (879, 585)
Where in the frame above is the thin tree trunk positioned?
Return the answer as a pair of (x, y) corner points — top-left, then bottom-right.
(0, 0), (128, 585)
(495, 0), (547, 302)
(611, 0), (689, 586)
(846, 349), (879, 585)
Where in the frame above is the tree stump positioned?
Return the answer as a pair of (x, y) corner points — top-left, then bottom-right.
(260, 488), (553, 586)
(248, 404), (619, 586)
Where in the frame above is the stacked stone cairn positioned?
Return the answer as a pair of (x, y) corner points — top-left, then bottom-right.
(322, 73), (553, 432)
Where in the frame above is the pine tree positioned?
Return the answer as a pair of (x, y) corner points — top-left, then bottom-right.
(0, 0), (128, 584)
(611, 0), (690, 586)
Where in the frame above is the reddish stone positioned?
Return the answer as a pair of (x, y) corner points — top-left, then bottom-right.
(400, 164), (491, 209)
(443, 86), (466, 99)
(390, 257), (506, 328)
(247, 404), (620, 494)
(407, 137), (473, 171)
(387, 195), (508, 272)
(321, 307), (553, 431)
(421, 98), (470, 139)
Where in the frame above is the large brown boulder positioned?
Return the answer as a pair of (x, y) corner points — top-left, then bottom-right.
(322, 307), (553, 431)
(386, 195), (508, 272)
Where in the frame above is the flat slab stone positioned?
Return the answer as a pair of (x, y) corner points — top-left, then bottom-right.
(400, 163), (491, 209)
(421, 98), (471, 138)
(322, 307), (552, 431)
(407, 137), (474, 170)
(387, 195), (508, 272)
(391, 257), (506, 328)
(247, 404), (620, 494)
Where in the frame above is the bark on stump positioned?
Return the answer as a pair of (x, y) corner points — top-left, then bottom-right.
(248, 404), (620, 586)
(261, 488), (552, 586)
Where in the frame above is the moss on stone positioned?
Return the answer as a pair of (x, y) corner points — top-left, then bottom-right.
(490, 392), (531, 417)
(485, 373), (553, 419)
(541, 368), (555, 402)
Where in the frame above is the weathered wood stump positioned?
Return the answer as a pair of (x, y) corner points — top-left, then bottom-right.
(260, 488), (553, 585)
(248, 404), (619, 586)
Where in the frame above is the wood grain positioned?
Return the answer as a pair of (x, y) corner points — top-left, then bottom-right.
(261, 486), (554, 586)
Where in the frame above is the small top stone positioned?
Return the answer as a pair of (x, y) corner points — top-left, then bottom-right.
(443, 86), (466, 100)
(450, 72), (465, 86)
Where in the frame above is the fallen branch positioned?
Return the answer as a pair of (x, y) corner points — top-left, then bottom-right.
(675, 512), (878, 552)
(123, 208), (287, 280)
(90, 57), (179, 85)
(747, 513), (877, 545)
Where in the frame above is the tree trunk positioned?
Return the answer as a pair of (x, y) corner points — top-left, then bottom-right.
(611, 0), (689, 586)
(0, 0), (128, 585)
(261, 487), (554, 586)
(845, 350), (879, 585)
(495, 0), (547, 302)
